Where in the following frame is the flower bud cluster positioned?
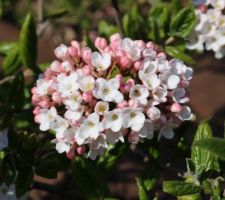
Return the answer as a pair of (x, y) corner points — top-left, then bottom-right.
(188, 0), (225, 59)
(32, 33), (193, 160)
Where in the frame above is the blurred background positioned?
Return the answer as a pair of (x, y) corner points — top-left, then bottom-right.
(0, 0), (225, 199)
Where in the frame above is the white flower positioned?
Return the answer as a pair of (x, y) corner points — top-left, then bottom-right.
(55, 128), (77, 153)
(105, 129), (124, 144)
(56, 72), (79, 97)
(158, 123), (174, 140)
(129, 84), (149, 105)
(161, 72), (180, 89)
(123, 109), (145, 132)
(147, 106), (161, 121)
(63, 91), (83, 111)
(50, 116), (69, 139)
(183, 67), (193, 80)
(139, 120), (154, 139)
(195, 11), (208, 31)
(78, 75), (95, 92)
(0, 129), (8, 150)
(102, 109), (123, 132)
(87, 134), (108, 160)
(172, 88), (189, 103)
(186, 32), (204, 52)
(142, 48), (157, 60)
(178, 106), (193, 121)
(152, 87), (167, 103)
(91, 51), (111, 71)
(76, 113), (103, 145)
(94, 101), (109, 115)
(37, 107), (58, 131)
(64, 106), (83, 121)
(211, 0), (225, 10)
(120, 38), (141, 61)
(93, 78), (123, 103)
(54, 44), (68, 60)
(139, 58), (157, 80)
(36, 79), (53, 96)
(142, 73), (160, 90)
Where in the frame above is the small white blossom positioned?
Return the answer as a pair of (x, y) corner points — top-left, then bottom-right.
(78, 75), (95, 92)
(102, 109), (123, 132)
(147, 106), (161, 121)
(93, 78), (123, 103)
(57, 72), (79, 97)
(76, 113), (103, 145)
(63, 91), (83, 111)
(129, 84), (149, 105)
(139, 120), (154, 139)
(121, 38), (141, 61)
(37, 107), (58, 131)
(123, 109), (145, 132)
(94, 101), (109, 115)
(51, 116), (69, 139)
(178, 106), (193, 121)
(158, 123), (175, 140)
(142, 73), (160, 90)
(91, 52), (111, 71)
(64, 106), (83, 122)
(105, 129), (124, 144)
(139, 58), (157, 79)
(36, 79), (53, 96)
(54, 44), (68, 60)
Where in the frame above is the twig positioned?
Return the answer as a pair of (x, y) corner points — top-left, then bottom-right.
(111, 0), (124, 36)
(0, 75), (15, 85)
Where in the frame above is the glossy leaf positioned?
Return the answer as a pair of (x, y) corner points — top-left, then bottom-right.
(163, 181), (201, 197)
(191, 121), (220, 173)
(19, 12), (37, 69)
(178, 193), (201, 200)
(3, 46), (21, 75)
(194, 138), (225, 161)
(165, 46), (195, 64)
(44, 9), (68, 20)
(0, 42), (17, 55)
(170, 7), (196, 38)
(136, 177), (149, 200)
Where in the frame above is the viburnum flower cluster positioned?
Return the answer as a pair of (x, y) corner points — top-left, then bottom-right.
(188, 0), (225, 59)
(32, 33), (193, 160)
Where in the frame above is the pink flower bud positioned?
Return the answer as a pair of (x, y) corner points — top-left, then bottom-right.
(50, 60), (61, 72)
(52, 92), (62, 103)
(110, 33), (121, 42)
(39, 99), (50, 108)
(133, 60), (143, 71)
(68, 47), (79, 58)
(83, 92), (93, 103)
(157, 52), (166, 59)
(66, 148), (75, 160)
(115, 74), (123, 82)
(135, 40), (145, 50)
(89, 99), (97, 107)
(34, 115), (40, 123)
(61, 61), (74, 72)
(117, 100), (128, 108)
(82, 47), (92, 65)
(82, 65), (92, 75)
(170, 103), (182, 113)
(77, 146), (86, 155)
(95, 37), (107, 50)
(31, 87), (37, 94)
(33, 106), (40, 115)
(54, 44), (68, 60)
(128, 99), (138, 108)
(71, 40), (81, 55)
(146, 41), (154, 49)
(119, 56), (131, 69)
(198, 4), (208, 13)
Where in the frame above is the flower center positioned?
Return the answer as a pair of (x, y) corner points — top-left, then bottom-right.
(88, 122), (95, 128)
(133, 89), (141, 97)
(130, 112), (136, 118)
(98, 105), (106, 113)
(103, 87), (110, 95)
(85, 83), (94, 91)
(111, 114), (118, 121)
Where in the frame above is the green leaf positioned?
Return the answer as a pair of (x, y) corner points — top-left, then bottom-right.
(19, 12), (37, 69)
(0, 0), (3, 18)
(3, 46), (21, 75)
(178, 193), (201, 200)
(194, 138), (225, 161)
(39, 63), (51, 72)
(147, 17), (159, 43)
(98, 20), (118, 38)
(0, 42), (17, 55)
(191, 121), (220, 173)
(144, 178), (157, 191)
(0, 154), (16, 186)
(165, 46), (195, 64)
(170, 7), (196, 38)
(163, 181), (201, 197)
(16, 166), (33, 197)
(136, 177), (149, 200)
(44, 9), (68, 20)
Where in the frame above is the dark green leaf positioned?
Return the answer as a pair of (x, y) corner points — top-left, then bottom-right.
(136, 177), (149, 200)
(147, 17), (159, 43)
(19, 12), (37, 69)
(194, 138), (225, 161)
(144, 178), (157, 191)
(191, 121), (220, 173)
(3, 46), (21, 75)
(0, 0), (3, 18)
(177, 193), (201, 200)
(16, 166), (33, 197)
(163, 181), (201, 196)
(0, 154), (16, 186)
(44, 9), (68, 20)
(170, 7), (196, 38)
(165, 46), (195, 64)
(0, 42), (17, 55)
(39, 63), (50, 72)
(98, 20), (118, 38)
